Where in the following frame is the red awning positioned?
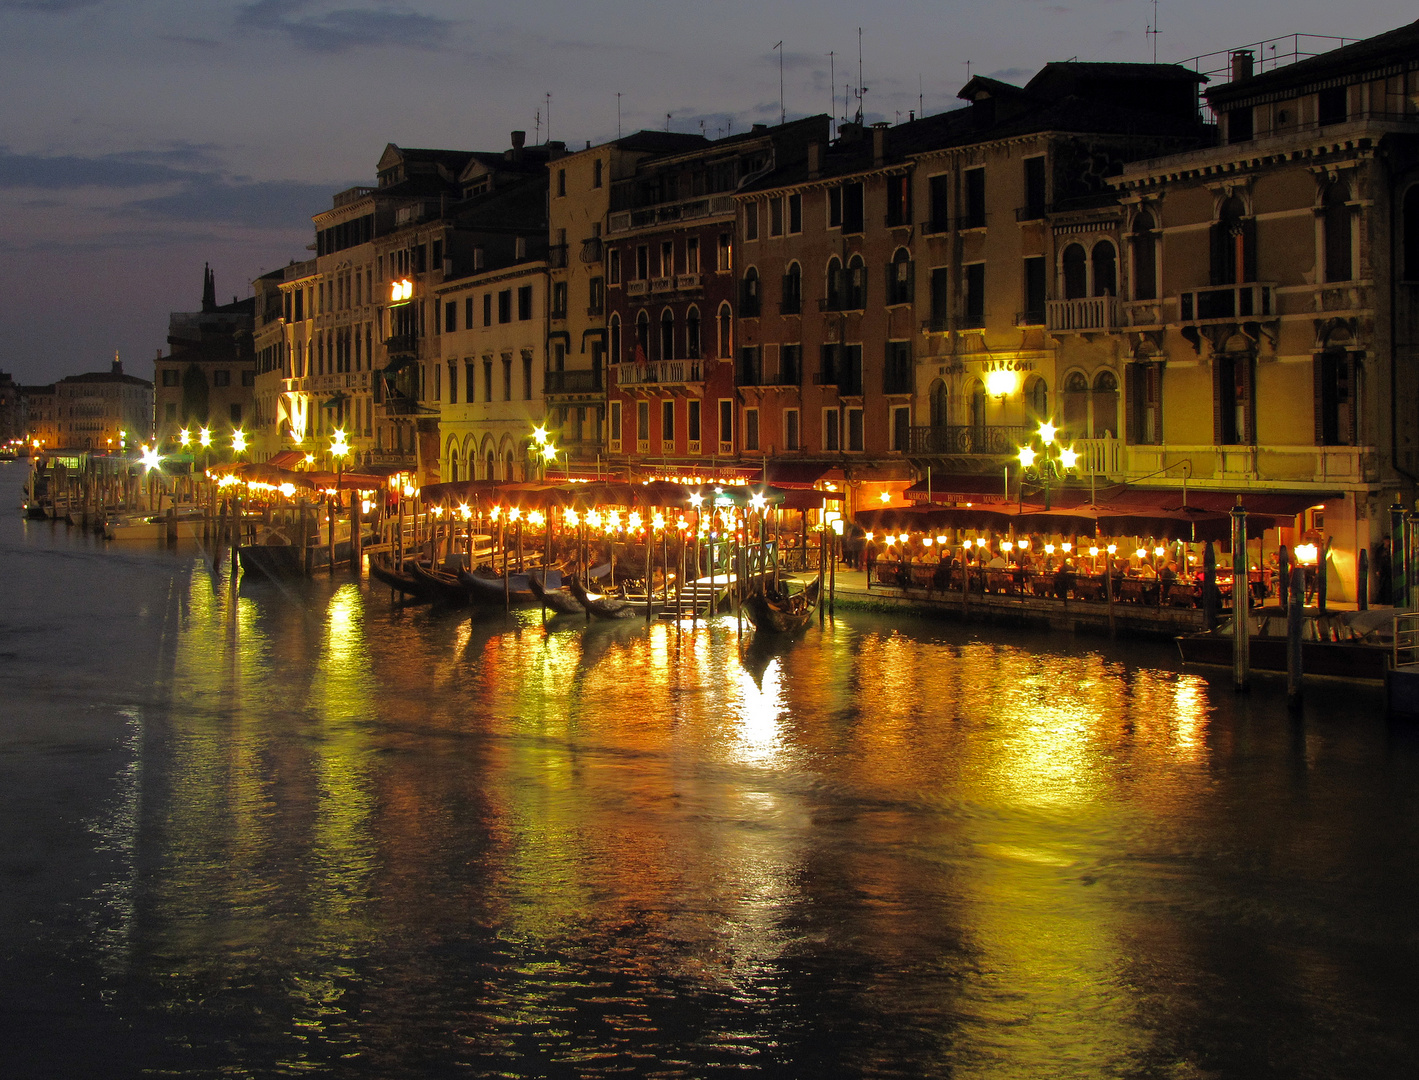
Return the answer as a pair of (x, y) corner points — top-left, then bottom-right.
(265, 449), (305, 468)
(905, 473), (1013, 504)
(763, 462), (846, 489)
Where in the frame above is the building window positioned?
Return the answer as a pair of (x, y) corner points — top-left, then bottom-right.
(1022, 156), (1047, 219)
(1063, 243), (1088, 299)
(551, 281), (568, 318)
(230, 403), (242, 425)
(464, 296), (474, 328)
(637, 400), (649, 443)
(523, 354), (533, 400)
(891, 405), (911, 451)
(685, 237), (700, 273)
(841, 344), (863, 395)
(842, 182), (864, 234)
(484, 360), (493, 402)
(1023, 257), (1047, 324)
(609, 400), (622, 448)
(929, 267), (949, 330)
(784, 407), (800, 450)
(636, 245), (649, 279)
(502, 356), (513, 401)
(780, 343), (801, 385)
(445, 301), (456, 333)
(781, 262), (802, 314)
(964, 167), (986, 228)
(823, 407), (840, 451)
(828, 185), (842, 229)
(557, 168), (566, 196)
(886, 174), (911, 227)
(717, 302), (733, 359)
(517, 286), (533, 320)
(684, 306), (701, 359)
(589, 277), (604, 315)
(660, 240), (674, 277)
(161, 369), (179, 387)
(1128, 362), (1163, 445)
(1227, 106), (1254, 143)
(688, 398), (701, 443)
(845, 255), (866, 309)
(213, 370), (231, 387)
(788, 193), (802, 234)
(1131, 211), (1159, 301)
(1323, 180), (1353, 283)
(484, 293), (493, 326)
(593, 159), (603, 188)
(744, 407), (760, 451)
(717, 232), (732, 272)
(718, 398), (734, 452)
(1025, 375), (1049, 423)
(963, 263), (985, 328)
(740, 267), (760, 317)
(635, 310), (650, 361)
(164, 402), (177, 421)
(1316, 351), (1356, 446)
(608, 248), (621, 285)
(745, 201), (759, 241)
(660, 309), (675, 361)
(1091, 241), (1117, 296)
(497, 290), (511, 323)
(769, 197), (783, 237)
(1211, 196), (1255, 285)
(738, 346), (762, 386)
(1318, 86), (1347, 126)
(928, 174), (949, 231)
(434, 363), (441, 402)
(608, 315), (621, 363)
(662, 399), (675, 442)
(888, 249), (912, 305)
(1213, 353), (1253, 445)
(884, 341), (911, 395)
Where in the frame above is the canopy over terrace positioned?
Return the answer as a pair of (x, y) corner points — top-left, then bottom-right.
(418, 478), (810, 513)
(901, 476), (1336, 541)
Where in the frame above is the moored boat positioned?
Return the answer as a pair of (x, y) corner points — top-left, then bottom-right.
(459, 566), (563, 605)
(566, 575), (640, 620)
(744, 577), (822, 634)
(528, 573), (584, 615)
(369, 553), (434, 601)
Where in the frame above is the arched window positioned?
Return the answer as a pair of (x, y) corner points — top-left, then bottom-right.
(1092, 368), (1119, 438)
(1062, 371), (1089, 435)
(1405, 185), (1419, 283)
(1323, 180), (1352, 283)
(826, 256), (843, 310)
(1132, 210), (1158, 300)
(608, 314), (621, 364)
(929, 379), (948, 430)
(846, 254), (866, 308)
(889, 248), (912, 305)
(485, 450), (495, 480)
(740, 267), (760, 317)
(634, 310), (650, 362)
(1211, 195), (1253, 285)
(660, 309), (675, 361)
(781, 262), (802, 315)
(717, 302), (733, 359)
(968, 379), (987, 446)
(1026, 375), (1049, 423)
(685, 305), (701, 359)
(1091, 240), (1117, 297)
(505, 449), (516, 481)
(1062, 243), (1087, 299)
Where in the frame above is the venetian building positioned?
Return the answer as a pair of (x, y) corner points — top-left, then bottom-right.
(1106, 20), (1419, 600)
(55, 355), (153, 450)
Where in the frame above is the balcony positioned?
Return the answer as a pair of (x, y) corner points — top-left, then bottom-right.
(676, 273), (701, 291)
(1015, 205), (1048, 222)
(1047, 296), (1122, 333)
(580, 237), (603, 263)
(626, 280), (648, 297)
(548, 244), (568, 269)
(615, 359), (704, 388)
(607, 194), (736, 234)
(544, 369), (604, 395)
(1178, 283), (1276, 322)
(384, 334), (418, 356)
(909, 424), (1029, 456)
(813, 371), (863, 396)
(651, 275), (675, 293)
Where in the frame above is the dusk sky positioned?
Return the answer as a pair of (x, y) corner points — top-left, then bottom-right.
(2, 0), (1414, 387)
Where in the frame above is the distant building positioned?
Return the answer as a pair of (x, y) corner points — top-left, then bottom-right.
(153, 265), (256, 448)
(54, 355), (152, 450)
(0, 370), (25, 447)
(21, 384), (56, 450)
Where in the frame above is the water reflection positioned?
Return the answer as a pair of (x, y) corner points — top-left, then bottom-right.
(3, 486), (1408, 1079)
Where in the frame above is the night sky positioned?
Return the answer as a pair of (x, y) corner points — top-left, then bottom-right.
(2, 0), (1413, 386)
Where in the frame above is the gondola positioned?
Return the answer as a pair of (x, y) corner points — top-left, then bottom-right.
(1177, 608), (1392, 681)
(744, 577), (822, 634)
(528, 573), (585, 615)
(408, 560), (474, 607)
(369, 552), (433, 601)
(565, 575), (641, 620)
(459, 566), (563, 605)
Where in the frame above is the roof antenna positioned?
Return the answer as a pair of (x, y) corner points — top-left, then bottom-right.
(774, 41), (785, 125)
(1146, 0), (1160, 64)
(666, 112), (672, 132)
(829, 50), (836, 139)
(919, 74), (925, 118)
(855, 27), (866, 123)
(534, 108), (541, 145)
(617, 92), (622, 139)
(546, 92), (552, 143)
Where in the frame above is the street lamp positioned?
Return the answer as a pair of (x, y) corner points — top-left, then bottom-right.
(232, 429), (247, 456)
(1016, 421), (1078, 510)
(330, 428), (350, 495)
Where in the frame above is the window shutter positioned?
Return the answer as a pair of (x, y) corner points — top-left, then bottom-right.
(1212, 358), (1226, 444)
(1242, 218), (1258, 283)
(1209, 223), (1227, 286)
(1148, 363), (1163, 444)
(1240, 356), (1255, 443)
(1125, 364), (1138, 444)
(1313, 356), (1327, 445)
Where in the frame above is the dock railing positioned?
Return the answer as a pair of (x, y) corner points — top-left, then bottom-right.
(1394, 612), (1419, 669)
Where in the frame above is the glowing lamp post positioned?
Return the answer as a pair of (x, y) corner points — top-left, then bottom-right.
(1015, 421), (1078, 510)
(330, 428), (350, 494)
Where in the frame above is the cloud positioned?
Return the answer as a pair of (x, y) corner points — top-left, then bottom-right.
(157, 33), (222, 49)
(985, 67), (1032, 83)
(0, 0), (104, 10)
(241, 0), (455, 54)
(0, 146), (180, 189)
(129, 174), (338, 229)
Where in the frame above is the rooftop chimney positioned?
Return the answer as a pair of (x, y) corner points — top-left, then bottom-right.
(871, 122), (889, 166)
(1230, 50), (1254, 82)
(510, 130), (526, 162)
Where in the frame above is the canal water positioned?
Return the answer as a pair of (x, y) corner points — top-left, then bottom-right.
(1, 464), (1414, 1079)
